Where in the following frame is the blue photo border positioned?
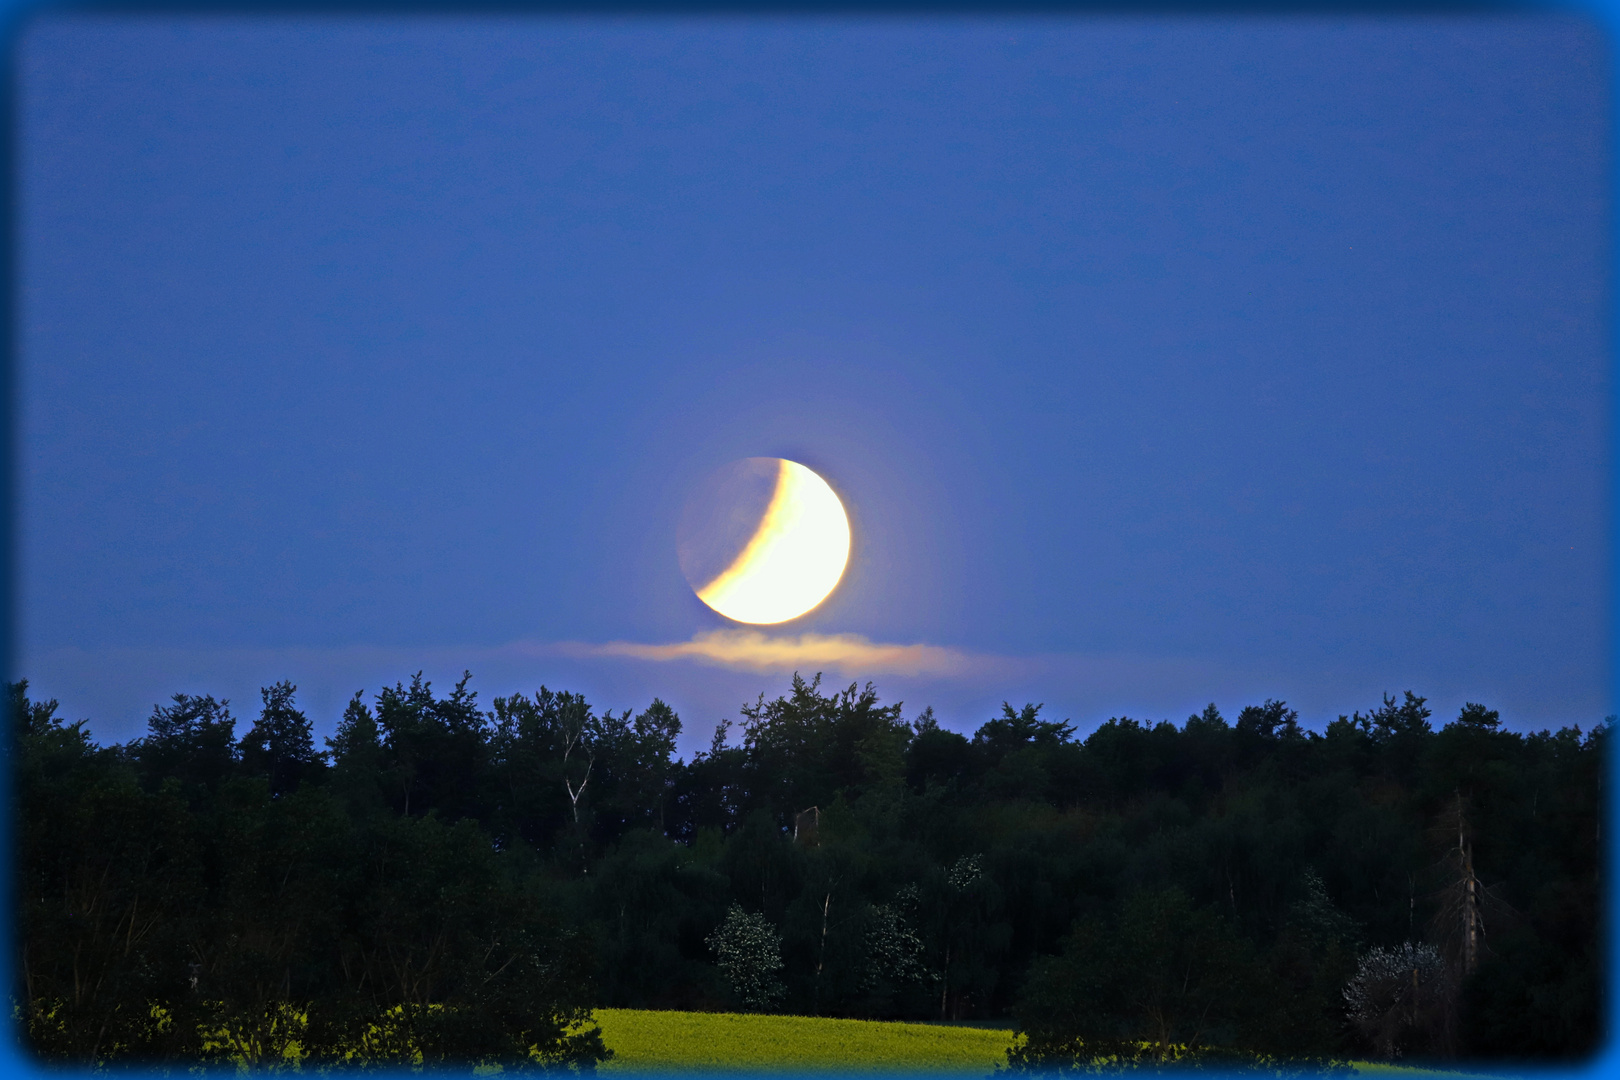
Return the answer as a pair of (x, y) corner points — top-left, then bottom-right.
(0, 3), (1611, 1078)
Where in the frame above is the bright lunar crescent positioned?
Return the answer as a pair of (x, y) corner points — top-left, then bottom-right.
(677, 458), (851, 624)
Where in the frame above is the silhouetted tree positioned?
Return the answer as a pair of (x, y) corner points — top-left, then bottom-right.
(134, 692), (238, 801)
(239, 680), (320, 796)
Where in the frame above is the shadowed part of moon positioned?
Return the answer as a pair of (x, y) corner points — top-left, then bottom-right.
(677, 457), (852, 625)
(677, 458), (782, 594)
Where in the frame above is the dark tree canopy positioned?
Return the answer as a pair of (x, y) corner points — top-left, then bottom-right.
(12, 674), (1604, 1068)
(239, 680), (320, 796)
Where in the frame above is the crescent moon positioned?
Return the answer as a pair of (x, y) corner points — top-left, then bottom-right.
(693, 459), (851, 625)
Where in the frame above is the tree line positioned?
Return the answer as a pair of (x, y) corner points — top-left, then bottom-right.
(12, 672), (1604, 1069)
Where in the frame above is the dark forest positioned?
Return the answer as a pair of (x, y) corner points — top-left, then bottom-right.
(13, 673), (1604, 1070)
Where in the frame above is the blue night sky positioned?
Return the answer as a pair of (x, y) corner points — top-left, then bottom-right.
(17, 15), (1610, 756)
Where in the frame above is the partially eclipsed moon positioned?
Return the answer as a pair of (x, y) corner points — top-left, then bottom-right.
(678, 458), (851, 624)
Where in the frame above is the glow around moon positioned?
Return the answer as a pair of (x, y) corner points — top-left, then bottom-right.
(679, 458), (851, 625)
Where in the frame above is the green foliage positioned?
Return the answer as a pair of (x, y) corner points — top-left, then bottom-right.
(18, 692), (205, 1062)
(13, 673), (1603, 1068)
(15, 679), (606, 1071)
(240, 680), (321, 796)
(861, 885), (934, 1000)
(135, 691), (239, 802)
(1288, 868), (1362, 953)
(734, 673), (910, 820)
(374, 670), (490, 820)
(1343, 943), (1449, 1061)
(706, 905), (787, 1011)
(1009, 887), (1262, 1069)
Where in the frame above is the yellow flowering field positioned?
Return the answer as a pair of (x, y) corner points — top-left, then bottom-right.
(589, 1009), (1518, 1078)
(593, 1009), (1016, 1073)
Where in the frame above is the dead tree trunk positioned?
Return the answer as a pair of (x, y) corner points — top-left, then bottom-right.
(562, 722), (594, 872)
(814, 890), (832, 1013)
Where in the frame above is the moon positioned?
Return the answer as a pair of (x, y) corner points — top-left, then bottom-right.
(677, 458), (851, 624)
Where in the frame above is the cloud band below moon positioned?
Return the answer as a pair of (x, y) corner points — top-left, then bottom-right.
(558, 629), (996, 678)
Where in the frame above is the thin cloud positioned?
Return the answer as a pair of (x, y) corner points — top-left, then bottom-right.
(557, 629), (1001, 678)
